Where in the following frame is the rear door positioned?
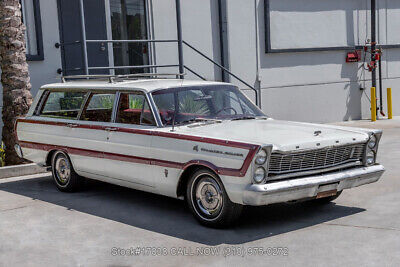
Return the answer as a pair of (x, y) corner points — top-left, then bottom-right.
(70, 91), (117, 176)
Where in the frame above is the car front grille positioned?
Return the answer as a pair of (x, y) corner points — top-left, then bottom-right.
(268, 143), (366, 176)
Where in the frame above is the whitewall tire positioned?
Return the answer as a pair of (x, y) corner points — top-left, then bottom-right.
(186, 168), (242, 228)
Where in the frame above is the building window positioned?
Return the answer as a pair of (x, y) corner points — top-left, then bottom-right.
(20, 0), (44, 60)
(110, 0), (149, 74)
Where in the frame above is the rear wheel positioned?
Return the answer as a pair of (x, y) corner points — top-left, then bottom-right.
(186, 169), (242, 228)
(51, 151), (84, 192)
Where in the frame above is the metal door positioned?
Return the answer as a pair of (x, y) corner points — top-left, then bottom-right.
(57, 0), (109, 75)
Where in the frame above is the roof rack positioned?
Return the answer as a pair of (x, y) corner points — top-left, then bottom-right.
(61, 73), (186, 83)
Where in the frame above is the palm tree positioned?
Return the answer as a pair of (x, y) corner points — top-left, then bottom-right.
(0, 0), (33, 165)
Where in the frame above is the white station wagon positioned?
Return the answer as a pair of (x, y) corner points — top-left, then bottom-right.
(15, 76), (385, 227)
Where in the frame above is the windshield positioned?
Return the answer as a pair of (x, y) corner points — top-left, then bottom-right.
(151, 85), (265, 126)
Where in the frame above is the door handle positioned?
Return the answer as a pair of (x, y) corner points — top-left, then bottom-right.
(105, 127), (118, 132)
(67, 123), (79, 128)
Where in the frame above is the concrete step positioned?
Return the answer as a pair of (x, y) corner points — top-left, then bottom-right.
(0, 163), (48, 179)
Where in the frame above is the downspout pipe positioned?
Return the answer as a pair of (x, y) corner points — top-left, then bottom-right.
(254, 0), (261, 108)
(218, 0), (230, 82)
(79, 0), (89, 75)
(371, 0), (377, 116)
(175, 0), (184, 79)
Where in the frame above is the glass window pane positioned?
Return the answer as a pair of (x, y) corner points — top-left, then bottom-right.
(116, 92), (155, 125)
(153, 92), (175, 125)
(20, 0), (38, 56)
(208, 89), (244, 116)
(110, 0), (148, 74)
(81, 93), (115, 122)
(177, 89), (211, 116)
(40, 91), (86, 119)
(151, 85), (264, 125)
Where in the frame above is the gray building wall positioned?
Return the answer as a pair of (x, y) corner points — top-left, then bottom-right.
(151, 0), (400, 123)
(151, 0), (222, 81)
(0, 0), (62, 137)
(1, 0), (400, 140)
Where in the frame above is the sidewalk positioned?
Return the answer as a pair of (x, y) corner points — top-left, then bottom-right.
(331, 116), (400, 129)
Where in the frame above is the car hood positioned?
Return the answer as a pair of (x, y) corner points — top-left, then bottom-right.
(175, 118), (370, 152)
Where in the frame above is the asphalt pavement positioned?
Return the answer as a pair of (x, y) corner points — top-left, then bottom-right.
(1, 118), (399, 266)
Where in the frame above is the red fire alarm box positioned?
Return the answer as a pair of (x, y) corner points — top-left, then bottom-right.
(346, 51), (361, 63)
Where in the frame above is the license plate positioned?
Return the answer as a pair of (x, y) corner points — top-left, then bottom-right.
(316, 189), (338, 199)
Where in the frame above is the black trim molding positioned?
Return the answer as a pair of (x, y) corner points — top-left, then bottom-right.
(264, 0), (400, 54)
(25, 0), (44, 61)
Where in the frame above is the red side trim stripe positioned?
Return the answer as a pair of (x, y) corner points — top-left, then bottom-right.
(16, 118), (260, 177)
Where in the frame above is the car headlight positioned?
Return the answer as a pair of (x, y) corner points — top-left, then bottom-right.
(368, 135), (377, 149)
(253, 167), (266, 183)
(366, 150), (375, 165)
(255, 149), (267, 165)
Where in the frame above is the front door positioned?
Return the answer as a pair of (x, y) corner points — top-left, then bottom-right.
(101, 91), (156, 188)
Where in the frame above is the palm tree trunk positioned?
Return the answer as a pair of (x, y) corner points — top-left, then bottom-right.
(0, 0), (33, 165)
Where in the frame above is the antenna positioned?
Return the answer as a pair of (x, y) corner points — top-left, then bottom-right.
(171, 111), (177, 132)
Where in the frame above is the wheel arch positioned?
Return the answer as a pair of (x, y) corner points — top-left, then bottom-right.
(176, 161), (220, 198)
(46, 150), (58, 166)
(46, 149), (70, 167)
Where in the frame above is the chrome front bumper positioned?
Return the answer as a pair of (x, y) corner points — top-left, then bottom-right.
(243, 165), (385, 206)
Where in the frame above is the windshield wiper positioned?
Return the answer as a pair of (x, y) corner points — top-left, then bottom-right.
(178, 118), (221, 126)
(231, 116), (256, 121)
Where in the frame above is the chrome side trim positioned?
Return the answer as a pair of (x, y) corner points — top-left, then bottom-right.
(77, 92), (91, 120)
(110, 91), (120, 123)
(145, 92), (163, 127)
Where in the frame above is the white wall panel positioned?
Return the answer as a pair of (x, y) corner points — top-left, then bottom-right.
(386, 1), (400, 45)
(151, 0), (221, 80)
(268, 0), (366, 49)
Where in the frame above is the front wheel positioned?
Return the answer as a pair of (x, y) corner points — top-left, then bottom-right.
(51, 151), (84, 192)
(186, 169), (242, 228)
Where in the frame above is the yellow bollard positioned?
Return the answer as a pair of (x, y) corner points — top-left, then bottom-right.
(387, 88), (393, 119)
(371, 87), (376, 122)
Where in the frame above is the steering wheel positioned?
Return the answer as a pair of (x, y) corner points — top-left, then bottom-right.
(215, 107), (238, 115)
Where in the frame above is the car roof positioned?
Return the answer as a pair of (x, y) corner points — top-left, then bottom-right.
(40, 79), (231, 93)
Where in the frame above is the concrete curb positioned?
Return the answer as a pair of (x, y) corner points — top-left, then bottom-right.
(0, 163), (48, 179)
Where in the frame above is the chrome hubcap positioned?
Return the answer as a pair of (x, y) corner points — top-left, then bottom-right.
(55, 156), (70, 184)
(194, 177), (223, 217)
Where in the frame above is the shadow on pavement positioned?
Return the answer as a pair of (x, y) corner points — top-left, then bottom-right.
(0, 175), (365, 245)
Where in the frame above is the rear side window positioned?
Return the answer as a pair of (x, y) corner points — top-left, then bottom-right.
(80, 93), (116, 122)
(116, 92), (155, 125)
(40, 91), (86, 119)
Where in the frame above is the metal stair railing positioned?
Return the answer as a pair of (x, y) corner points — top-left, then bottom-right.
(55, 0), (260, 107)
(183, 41), (259, 106)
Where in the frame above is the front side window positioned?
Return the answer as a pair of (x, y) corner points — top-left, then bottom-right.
(80, 93), (116, 122)
(152, 85), (265, 126)
(40, 91), (86, 119)
(116, 92), (155, 126)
